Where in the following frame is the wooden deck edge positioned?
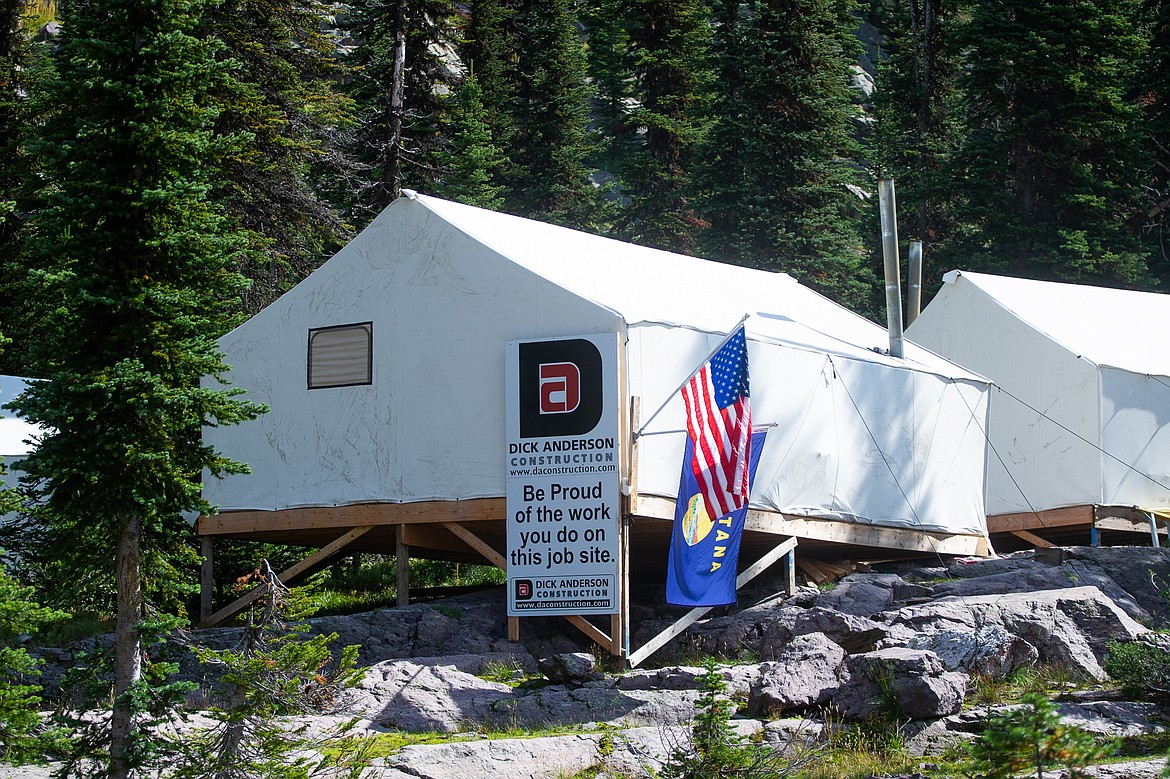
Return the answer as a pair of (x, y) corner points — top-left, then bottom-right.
(635, 496), (988, 557)
(197, 498), (506, 536)
(986, 505), (1094, 534)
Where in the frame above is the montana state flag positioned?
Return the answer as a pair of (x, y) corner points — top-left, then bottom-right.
(666, 432), (767, 607)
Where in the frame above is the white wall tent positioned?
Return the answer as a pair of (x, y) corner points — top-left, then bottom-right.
(1, 375), (37, 520)
(906, 270), (1170, 519)
(202, 193), (990, 552)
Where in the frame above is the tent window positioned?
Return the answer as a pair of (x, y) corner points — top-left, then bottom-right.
(308, 322), (372, 389)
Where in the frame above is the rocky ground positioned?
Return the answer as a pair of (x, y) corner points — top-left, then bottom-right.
(17, 545), (1170, 777)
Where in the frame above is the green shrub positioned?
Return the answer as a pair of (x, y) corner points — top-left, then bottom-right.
(659, 659), (820, 779)
(968, 693), (1113, 779)
(1105, 639), (1170, 701)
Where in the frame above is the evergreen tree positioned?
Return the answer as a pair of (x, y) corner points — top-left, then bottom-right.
(204, 0), (358, 315)
(1142, 0), (1170, 285)
(0, 556), (69, 766)
(948, 0), (1152, 286)
(11, 0), (265, 771)
(0, 0), (47, 375)
(345, 0), (456, 221)
(432, 74), (507, 208)
(871, 0), (965, 288)
(463, 0), (519, 155)
(696, 0), (874, 312)
(609, 0), (714, 254)
(505, 0), (605, 229)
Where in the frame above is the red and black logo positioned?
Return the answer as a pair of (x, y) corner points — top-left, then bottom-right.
(519, 339), (603, 438)
(514, 579), (533, 600)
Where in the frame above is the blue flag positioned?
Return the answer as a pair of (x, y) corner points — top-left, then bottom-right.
(666, 432), (767, 607)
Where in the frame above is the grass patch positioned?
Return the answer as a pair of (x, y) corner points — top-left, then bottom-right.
(969, 664), (1094, 707)
(803, 722), (918, 779)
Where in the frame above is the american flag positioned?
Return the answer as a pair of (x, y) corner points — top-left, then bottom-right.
(681, 326), (752, 519)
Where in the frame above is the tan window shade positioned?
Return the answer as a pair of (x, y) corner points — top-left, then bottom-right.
(308, 323), (372, 389)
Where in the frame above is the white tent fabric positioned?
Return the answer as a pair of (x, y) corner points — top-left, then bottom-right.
(906, 270), (1170, 515)
(1, 375), (38, 509)
(203, 194), (990, 536)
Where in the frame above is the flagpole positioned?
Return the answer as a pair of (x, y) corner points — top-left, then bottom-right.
(634, 313), (751, 440)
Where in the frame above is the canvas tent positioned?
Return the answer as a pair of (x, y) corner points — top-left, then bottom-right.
(1, 375), (37, 521)
(906, 270), (1170, 523)
(202, 193), (990, 563)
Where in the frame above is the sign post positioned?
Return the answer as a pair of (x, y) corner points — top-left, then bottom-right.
(505, 334), (621, 617)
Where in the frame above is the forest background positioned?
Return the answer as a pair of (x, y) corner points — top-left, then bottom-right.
(1, 0), (1170, 775)
(4, 0), (1170, 360)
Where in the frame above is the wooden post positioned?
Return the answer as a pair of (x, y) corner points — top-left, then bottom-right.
(396, 524), (410, 607)
(199, 536), (214, 624)
(784, 546), (796, 596)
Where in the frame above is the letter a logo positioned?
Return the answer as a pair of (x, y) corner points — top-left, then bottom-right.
(539, 362), (580, 414)
(519, 339), (603, 438)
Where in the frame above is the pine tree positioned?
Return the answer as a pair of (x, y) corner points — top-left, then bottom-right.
(463, 0), (519, 153)
(504, 0), (605, 229)
(433, 74), (507, 208)
(0, 0), (48, 375)
(695, 0), (874, 312)
(871, 0), (965, 286)
(11, 0), (266, 771)
(345, 0), (456, 221)
(608, 0), (714, 254)
(948, 0), (1152, 286)
(1142, 0), (1170, 285)
(203, 0), (358, 315)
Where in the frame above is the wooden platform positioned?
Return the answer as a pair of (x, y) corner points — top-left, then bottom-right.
(196, 496), (989, 577)
(987, 504), (1169, 552)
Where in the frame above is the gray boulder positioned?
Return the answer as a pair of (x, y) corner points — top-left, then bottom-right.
(832, 648), (967, 721)
(342, 659), (514, 732)
(748, 632), (848, 716)
(811, 574), (904, 617)
(880, 586), (1147, 680)
(489, 684), (700, 729)
(538, 652), (602, 684)
(907, 626), (1038, 679)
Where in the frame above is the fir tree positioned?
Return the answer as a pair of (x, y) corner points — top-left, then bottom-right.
(696, 0), (875, 312)
(871, 0), (965, 288)
(345, 0), (456, 221)
(948, 0), (1152, 286)
(433, 74), (507, 208)
(203, 0), (358, 315)
(1142, 0), (1170, 285)
(609, 0), (714, 254)
(505, 0), (605, 229)
(11, 0), (266, 771)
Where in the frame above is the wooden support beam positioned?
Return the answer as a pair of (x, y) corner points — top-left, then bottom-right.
(508, 617), (519, 642)
(566, 615), (612, 649)
(1010, 529), (1055, 548)
(628, 537), (797, 668)
(396, 525), (410, 608)
(199, 537), (214, 624)
(202, 525), (374, 627)
(197, 499), (505, 536)
(442, 522), (507, 569)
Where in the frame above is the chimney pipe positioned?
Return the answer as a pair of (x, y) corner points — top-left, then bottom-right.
(878, 179), (904, 358)
(907, 240), (923, 325)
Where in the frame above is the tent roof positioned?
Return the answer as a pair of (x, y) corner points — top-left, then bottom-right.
(0, 375), (37, 457)
(938, 270), (1170, 376)
(410, 192), (983, 382)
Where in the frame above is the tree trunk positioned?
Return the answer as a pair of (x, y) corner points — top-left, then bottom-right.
(385, 0), (406, 202)
(109, 512), (143, 779)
